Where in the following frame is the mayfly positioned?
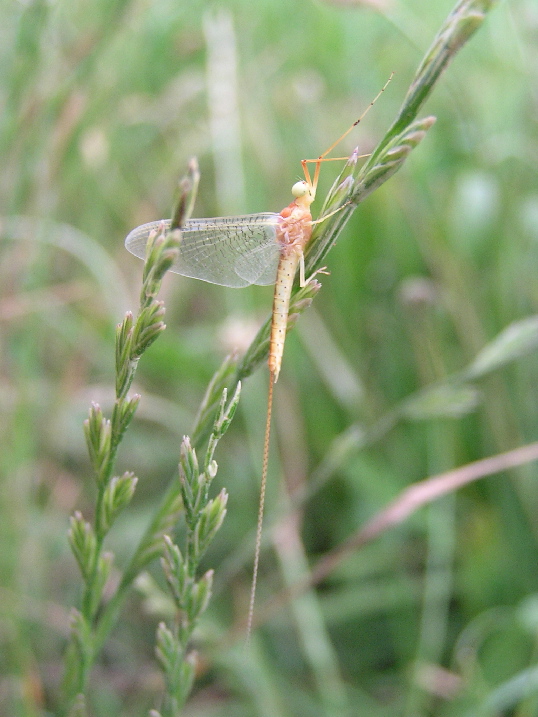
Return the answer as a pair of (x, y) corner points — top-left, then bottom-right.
(125, 76), (392, 637)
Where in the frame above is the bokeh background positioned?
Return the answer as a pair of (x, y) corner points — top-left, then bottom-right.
(2, 0), (538, 715)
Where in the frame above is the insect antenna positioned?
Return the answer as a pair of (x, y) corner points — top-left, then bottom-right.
(302, 72), (394, 195)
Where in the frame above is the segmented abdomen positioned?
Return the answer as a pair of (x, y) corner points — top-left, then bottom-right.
(268, 251), (301, 382)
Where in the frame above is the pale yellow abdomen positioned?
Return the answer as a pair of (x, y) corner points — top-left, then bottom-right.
(268, 251), (301, 381)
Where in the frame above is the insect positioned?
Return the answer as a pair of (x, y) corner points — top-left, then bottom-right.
(125, 76), (392, 637)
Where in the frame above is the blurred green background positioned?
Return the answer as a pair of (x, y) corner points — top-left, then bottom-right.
(2, 0), (538, 715)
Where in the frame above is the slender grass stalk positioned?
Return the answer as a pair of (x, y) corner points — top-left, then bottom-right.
(63, 162), (235, 715)
(149, 386), (239, 717)
(214, 0), (498, 638)
(227, 0), (497, 391)
(63, 200), (183, 710)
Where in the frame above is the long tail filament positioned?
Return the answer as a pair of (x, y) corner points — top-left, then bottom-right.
(246, 369), (275, 639)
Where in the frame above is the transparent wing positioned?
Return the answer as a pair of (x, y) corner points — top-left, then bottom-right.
(124, 213), (281, 288)
(235, 242), (281, 286)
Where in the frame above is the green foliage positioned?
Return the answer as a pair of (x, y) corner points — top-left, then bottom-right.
(2, 0), (538, 715)
(60, 165), (236, 714)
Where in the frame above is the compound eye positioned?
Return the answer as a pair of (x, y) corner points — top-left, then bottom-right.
(291, 180), (310, 198)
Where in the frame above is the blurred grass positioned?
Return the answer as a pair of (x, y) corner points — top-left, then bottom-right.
(1, 0), (538, 715)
